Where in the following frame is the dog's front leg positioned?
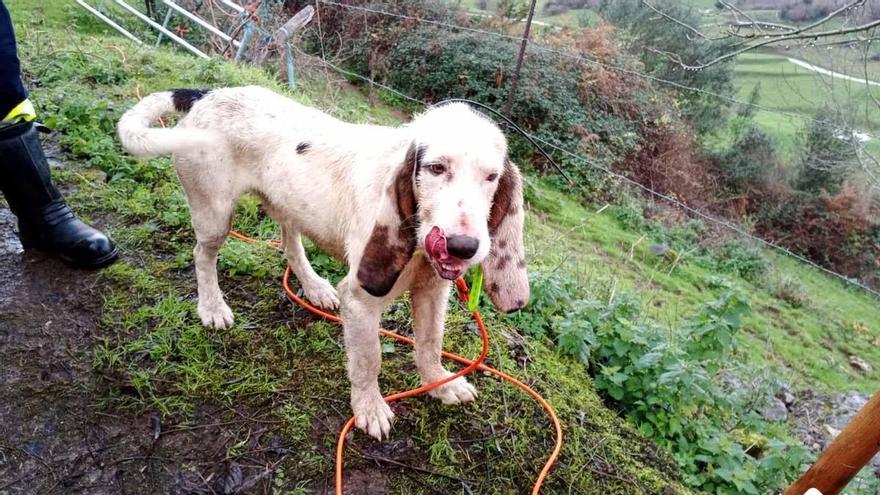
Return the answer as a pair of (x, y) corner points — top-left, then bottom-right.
(340, 280), (394, 440)
(412, 275), (478, 405)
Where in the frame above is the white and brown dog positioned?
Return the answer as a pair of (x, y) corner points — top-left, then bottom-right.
(118, 86), (529, 440)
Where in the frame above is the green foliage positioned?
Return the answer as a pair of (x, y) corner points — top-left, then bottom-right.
(794, 107), (858, 194)
(600, 0), (736, 133)
(512, 269), (810, 494)
(716, 241), (768, 281)
(715, 125), (776, 193)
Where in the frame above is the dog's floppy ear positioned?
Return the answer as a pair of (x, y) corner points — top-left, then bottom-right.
(356, 143), (419, 297)
(482, 159), (529, 313)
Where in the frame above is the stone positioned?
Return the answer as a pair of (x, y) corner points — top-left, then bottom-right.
(649, 243), (670, 257)
(762, 397), (789, 422)
(848, 355), (873, 374)
(823, 424), (841, 439)
(777, 383), (797, 406)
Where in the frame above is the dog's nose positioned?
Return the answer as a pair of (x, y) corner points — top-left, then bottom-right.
(446, 235), (479, 259)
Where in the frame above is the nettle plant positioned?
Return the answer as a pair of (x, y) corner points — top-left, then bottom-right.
(508, 270), (808, 494)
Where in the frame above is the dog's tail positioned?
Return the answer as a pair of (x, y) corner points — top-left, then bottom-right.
(118, 89), (214, 158)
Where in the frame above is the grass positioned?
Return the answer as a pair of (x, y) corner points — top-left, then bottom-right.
(10, 0), (880, 492)
(732, 51), (880, 159)
(9, 0), (694, 492)
(521, 181), (880, 394)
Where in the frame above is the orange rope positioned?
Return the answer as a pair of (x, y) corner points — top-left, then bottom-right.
(283, 266), (564, 495)
(228, 230), (561, 493)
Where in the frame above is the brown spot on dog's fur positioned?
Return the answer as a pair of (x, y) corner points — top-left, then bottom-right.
(395, 144), (419, 238)
(357, 225), (412, 297)
(296, 142), (311, 154)
(489, 282), (499, 294)
(517, 258), (526, 269)
(488, 160), (516, 235)
(357, 142), (420, 297)
(495, 254), (511, 271)
(498, 240), (508, 249)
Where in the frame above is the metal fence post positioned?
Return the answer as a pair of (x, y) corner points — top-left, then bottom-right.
(234, 23), (253, 61)
(155, 5), (173, 46)
(285, 43), (296, 90)
(505, 0), (537, 117)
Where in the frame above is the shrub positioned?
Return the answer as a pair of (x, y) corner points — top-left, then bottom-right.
(794, 107), (857, 195)
(508, 271), (810, 494)
(716, 241), (768, 280)
(715, 125), (776, 195)
(312, 1), (679, 197)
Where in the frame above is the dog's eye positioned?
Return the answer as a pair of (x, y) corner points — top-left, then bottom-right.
(429, 163), (446, 176)
(486, 173), (499, 182)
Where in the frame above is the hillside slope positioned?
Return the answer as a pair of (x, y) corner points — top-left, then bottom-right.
(4, 0), (880, 494)
(1, 1), (691, 493)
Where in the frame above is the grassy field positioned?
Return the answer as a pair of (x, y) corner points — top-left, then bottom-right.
(732, 51), (880, 158)
(8, 0), (880, 492)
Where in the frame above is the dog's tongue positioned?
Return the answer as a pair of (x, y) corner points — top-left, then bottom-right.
(425, 226), (448, 260)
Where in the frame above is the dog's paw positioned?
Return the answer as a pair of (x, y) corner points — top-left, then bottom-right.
(351, 388), (394, 440)
(428, 373), (478, 405)
(302, 277), (339, 310)
(197, 299), (234, 329)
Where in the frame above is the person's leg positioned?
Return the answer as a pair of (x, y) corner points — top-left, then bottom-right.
(0, 1), (118, 268)
(0, 0), (28, 121)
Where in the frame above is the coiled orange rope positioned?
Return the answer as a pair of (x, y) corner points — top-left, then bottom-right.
(229, 230), (561, 494)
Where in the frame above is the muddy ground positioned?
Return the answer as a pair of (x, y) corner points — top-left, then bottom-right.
(0, 197), (395, 495)
(0, 207), (301, 495)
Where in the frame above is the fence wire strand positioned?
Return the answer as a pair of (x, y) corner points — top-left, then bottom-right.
(316, 0), (859, 127)
(296, 35), (880, 299)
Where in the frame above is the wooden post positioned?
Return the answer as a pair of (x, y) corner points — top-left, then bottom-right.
(504, 0), (537, 117)
(785, 390), (880, 495)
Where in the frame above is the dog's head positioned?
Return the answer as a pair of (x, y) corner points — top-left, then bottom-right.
(356, 103), (529, 313)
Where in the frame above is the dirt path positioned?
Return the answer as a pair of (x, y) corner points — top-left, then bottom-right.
(0, 209), (294, 494)
(786, 56), (880, 87)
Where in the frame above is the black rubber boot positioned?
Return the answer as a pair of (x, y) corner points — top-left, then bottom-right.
(0, 121), (118, 268)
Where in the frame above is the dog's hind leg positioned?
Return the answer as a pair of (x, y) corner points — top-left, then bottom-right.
(176, 155), (238, 329)
(190, 200), (236, 329)
(281, 227), (339, 310)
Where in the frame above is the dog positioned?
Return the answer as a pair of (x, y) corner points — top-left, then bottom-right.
(117, 86), (529, 439)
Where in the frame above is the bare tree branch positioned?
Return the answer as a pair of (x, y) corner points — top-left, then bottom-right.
(651, 0), (880, 70)
(641, 1), (729, 41)
(659, 18), (880, 71)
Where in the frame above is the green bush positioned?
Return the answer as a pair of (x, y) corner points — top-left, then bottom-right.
(794, 107), (857, 194)
(311, 1), (662, 196)
(508, 271), (810, 494)
(716, 241), (768, 281)
(715, 125), (776, 194)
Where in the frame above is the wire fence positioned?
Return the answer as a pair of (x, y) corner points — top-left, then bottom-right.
(298, 43), (880, 299)
(315, 0), (857, 128)
(77, 0), (880, 299)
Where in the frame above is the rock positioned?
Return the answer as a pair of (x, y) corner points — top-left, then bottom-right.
(649, 243), (670, 257)
(823, 424), (841, 439)
(763, 397), (789, 422)
(777, 383), (797, 406)
(848, 355), (873, 374)
(829, 391), (870, 430)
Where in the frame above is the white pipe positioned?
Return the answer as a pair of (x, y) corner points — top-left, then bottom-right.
(112, 0), (210, 59)
(75, 0), (144, 45)
(218, 0), (245, 13)
(161, 0), (240, 47)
